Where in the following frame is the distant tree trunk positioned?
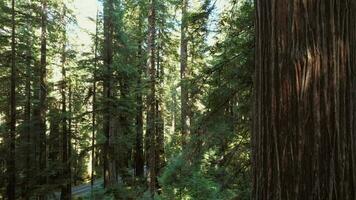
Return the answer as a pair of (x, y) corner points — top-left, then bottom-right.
(117, 71), (130, 178)
(253, 0), (356, 199)
(7, 0), (16, 199)
(73, 117), (78, 185)
(135, 46), (144, 177)
(68, 84), (72, 189)
(91, 9), (99, 192)
(91, 81), (96, 186)
(31, 1), (47, 198)
(38, 1), (48, 197)
(134, 10), (144, 178)
(147, 0), (157, 195)
(60, 6), (71, 200)
(180, 0), (189, 146)
(23, 20), (32, 200)
(156, 27), (165, 181)
(48, 108), (60, 187)
(103, 0), (117, 187)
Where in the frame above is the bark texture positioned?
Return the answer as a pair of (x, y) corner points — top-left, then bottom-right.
(253, 0), (356, 199)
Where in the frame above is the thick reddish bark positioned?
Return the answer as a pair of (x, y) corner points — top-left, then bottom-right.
(253, 0), (356, 199)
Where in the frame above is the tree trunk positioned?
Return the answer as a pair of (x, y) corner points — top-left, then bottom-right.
(180, 0), (189, 146)
(156, 27), (164, 183)
(68, 84), (72, 190)
(147, 0), (157, 195)
(134, 8), (144, 178)
(103, 0), (117, 188)
(60, 6), (71, 199)
(91, 9), (99, 193)
(253, 0), (356, 199)
(38, 1), (48, 197)
(135, 57), (144, 178)
(7, 0), (16, 198)
(117, 72), (130, 179)
(31, 1), (47, 198)
(48, 108), (60, 184)
(23, 19), (32, 200)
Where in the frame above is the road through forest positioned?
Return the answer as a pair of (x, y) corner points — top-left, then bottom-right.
(50, 179), (103, 199)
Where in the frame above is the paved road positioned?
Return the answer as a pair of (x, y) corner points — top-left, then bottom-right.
(50, 179), (103, 199)
(72, 179), (103, 197)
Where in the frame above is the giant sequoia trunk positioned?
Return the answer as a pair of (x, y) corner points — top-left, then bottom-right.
(253, 0), (356, 199)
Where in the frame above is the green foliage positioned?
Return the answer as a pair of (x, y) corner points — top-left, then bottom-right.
(159, 1), (254, 200)
(160, 155), (221, 200)
(0, 0), (255, 198)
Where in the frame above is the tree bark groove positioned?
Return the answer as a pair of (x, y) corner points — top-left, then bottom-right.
(253, 0), (356, 199)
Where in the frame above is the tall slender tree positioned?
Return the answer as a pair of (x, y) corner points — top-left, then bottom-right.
(67, 83), (72, 191)
(103, 0), (117, 187)
(180, 0), (189, 146)
(7, 0), (16, 199)
(155, 23), (165, 182)
(147, 0), (157, 194)
(253, 0), (356, 199)
(91, 9), (99, 192)
(134, 4), (145, 178)
(29, 0), (48, 197)
(60, 5), (71, 200)
(23, 8), (32, 198)
(38, 1), (48, 195)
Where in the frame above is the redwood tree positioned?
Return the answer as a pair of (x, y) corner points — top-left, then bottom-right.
(253, 0), (356, 199)
(147, 0), (158, 194)
(102, 0), (117, 188)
